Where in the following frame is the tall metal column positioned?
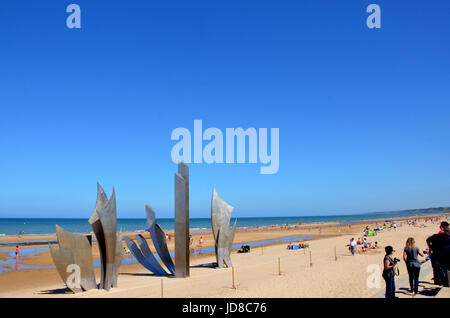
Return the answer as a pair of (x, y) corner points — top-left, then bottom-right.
(174, 161), (189, 277)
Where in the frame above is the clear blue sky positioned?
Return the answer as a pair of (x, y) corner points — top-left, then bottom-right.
(1, 1), (449, 218)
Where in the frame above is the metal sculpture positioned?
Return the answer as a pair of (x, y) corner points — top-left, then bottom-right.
(112, 231), (125, 288)
(175, 161), (190, 277)
(88, 183), (120, 291)
(124, 236), (168, 276)
(49, 225), (97, 292)
(49, 184), (123, 292)
(146, 205), (175, 274)
(123, 206), (175, 276)
(211, 188), (237, 268)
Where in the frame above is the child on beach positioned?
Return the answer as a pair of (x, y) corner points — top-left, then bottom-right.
(15, 245), (20, 259)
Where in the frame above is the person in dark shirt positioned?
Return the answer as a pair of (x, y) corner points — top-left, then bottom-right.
(426, 226), (450, 286)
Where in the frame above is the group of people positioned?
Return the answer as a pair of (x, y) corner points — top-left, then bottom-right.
(382, 221), (450, 298)
(286, 242), (309, 250)
(348, 237), (379, 255)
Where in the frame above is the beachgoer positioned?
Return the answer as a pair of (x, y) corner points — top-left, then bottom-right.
(403, 237), (425, 294)
(382, 245), (398, 298)
(438, 221), (449, 234)
(350, 238), (356, 256)
(15, 245), (20, 259)
(199, 236), (203, 247)
(426, 224), (450, 286)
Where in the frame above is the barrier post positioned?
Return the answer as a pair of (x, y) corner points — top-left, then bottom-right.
(278, 257), (281, 275)
(232, 267), (236, 289)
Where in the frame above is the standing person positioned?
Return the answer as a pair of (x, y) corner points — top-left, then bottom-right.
(442, 228), (450, 284)
(382, 246), (398, 298)
(426, 224), (450, 286)
(403, 237), (425, 295)
(15, 245), (20, 259)
(350, 238), (356, 256)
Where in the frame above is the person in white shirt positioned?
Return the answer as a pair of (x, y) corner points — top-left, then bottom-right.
(350, 238), (357, 256)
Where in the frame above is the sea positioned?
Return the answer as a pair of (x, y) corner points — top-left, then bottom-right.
(0, 210), (442, 236)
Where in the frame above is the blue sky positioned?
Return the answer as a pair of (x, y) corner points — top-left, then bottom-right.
(0, 1), (449, 218)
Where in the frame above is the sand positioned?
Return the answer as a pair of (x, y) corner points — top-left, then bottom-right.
(0, 215), (447, 298)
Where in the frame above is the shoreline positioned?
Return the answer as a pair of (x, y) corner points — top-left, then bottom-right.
(0, 213), (446, 248)
(1, 211), (447, 239)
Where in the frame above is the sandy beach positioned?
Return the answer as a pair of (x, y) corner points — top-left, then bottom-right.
(0, 215), (448, 298)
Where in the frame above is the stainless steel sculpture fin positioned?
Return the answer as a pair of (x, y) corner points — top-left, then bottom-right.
(211, 188), (237, 268)
(146, 205), (175, 275)
(49, 225), (97, 292)
(89, 184), (120, 290)
(175, 161), (190, 277)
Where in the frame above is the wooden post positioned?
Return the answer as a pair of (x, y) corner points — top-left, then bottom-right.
(278, 257), (281, 275)
(232, 266), (236, 289)
(304, 246), (306, 255)
(161, 278), (164, 298)
(261, 246), (263, 256)
(334, 246), (337, 261)
(309, 251), (312, 267)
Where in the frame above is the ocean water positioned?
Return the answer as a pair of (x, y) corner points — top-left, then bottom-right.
(0, 210), (440, 236)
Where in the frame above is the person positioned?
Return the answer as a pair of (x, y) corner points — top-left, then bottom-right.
(15, 245), (20, 259)
(199, 236), (203, 247)
(403, 237), (425, 294)
(442, 228), (450, 281)
(362, 238), (369, 251)
(350, 238), (356, 256)
(382, 245), (398, 298)
(438, 221), (449, 234)
(426, 224), (450, 286)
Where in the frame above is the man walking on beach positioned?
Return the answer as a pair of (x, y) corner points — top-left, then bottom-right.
(350, 238), (356, 256)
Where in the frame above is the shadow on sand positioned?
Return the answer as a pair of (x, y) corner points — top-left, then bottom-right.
(38, 287), (73, 295)
(190, 262), (218, 269)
